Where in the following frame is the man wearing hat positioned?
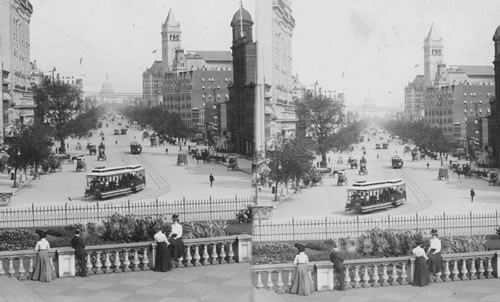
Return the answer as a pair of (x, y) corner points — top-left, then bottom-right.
(427, 229), (443, 280)
(329, 243), (345, 291)
(169, 214), (185, 262)
(71, 229), (87, 277)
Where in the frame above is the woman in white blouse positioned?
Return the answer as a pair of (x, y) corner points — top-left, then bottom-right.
(427, 229), (443, 280)
(412, 241), (430, 286)
(288, 243), (314, 296)
(31, 230), (56, 282)
(153, 228), (172, 272)
(169, 214), (185, 262)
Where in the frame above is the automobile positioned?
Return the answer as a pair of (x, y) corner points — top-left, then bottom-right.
(376, 143), (381, 149)
(114, 129), (120, 135)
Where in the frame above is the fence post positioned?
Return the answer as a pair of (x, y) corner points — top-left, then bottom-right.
(96, 202), (99, 223)
(292, 217), (295, 241)
(65, 203), (68, 226)
(209, 196), (213, 222)
(443, 212), (446, 236)
(156, 198), (159, 218)
(416, 212), (419, 233)
(128, 200), (131, 214)
(356, 216), (360, 238)
(387, 214), (390, 229)
(32, 203), (35, 228)
(470, 211), (473, 238)
(325, 216), (328, 240)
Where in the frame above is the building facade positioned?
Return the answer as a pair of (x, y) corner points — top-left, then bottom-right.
(492, 26), (500, 167)
(0, 0), (35, 140)
(227, 6), (256, 156)
(404, 75), (425, 122)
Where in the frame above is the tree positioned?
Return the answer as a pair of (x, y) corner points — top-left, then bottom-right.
(328, 121), (366, 152)
(65, 106), (106, 139)
(33, 79), (83, 154)
(296, 92), (344, 167)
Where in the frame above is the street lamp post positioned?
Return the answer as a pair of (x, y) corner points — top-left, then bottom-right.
(274, 161), (282, 202)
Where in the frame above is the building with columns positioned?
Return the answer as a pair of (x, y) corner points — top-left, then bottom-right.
(0, 0), (35, 141)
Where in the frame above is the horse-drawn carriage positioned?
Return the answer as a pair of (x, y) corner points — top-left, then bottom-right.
(87, 143), (97, 155)
(337, 170), (348, 186)
(337, 156), (344, 164)
(177, 152), (188, 166)
(359, 162), (367, 175)
(97, 144), (106, 161)
(438, 168), (449, 180)
(411, 149), (418, 161)
(150, 135), (158, 147)
(227, 156), (239, 171)
(489, 171), (499, 186)
(76, 156), (87, 172)
(349, 158), (358, 169)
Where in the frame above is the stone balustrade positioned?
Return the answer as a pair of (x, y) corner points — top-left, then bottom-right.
(251, 250), (499, 292)
(0, 235), (252, 279)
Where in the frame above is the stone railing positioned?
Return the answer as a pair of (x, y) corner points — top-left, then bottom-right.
(251, 250), (499, 292)
(0, 235), (252, 279)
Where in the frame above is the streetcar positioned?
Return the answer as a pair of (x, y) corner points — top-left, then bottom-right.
(84, 165), (146, 200)
(345, 179), (407, 214)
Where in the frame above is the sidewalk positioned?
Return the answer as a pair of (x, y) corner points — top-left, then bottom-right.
(0, 172), (34, 206)
(21, 263), (250, 302)
(215, 155), (253, 175)
(253, 278), (500, 302)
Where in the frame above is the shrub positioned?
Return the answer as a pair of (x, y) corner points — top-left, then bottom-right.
(235, 206), (253, 224)
(0, 229), (38, 251)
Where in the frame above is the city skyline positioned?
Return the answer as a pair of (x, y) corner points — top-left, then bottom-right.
(30, 0), (500, 110)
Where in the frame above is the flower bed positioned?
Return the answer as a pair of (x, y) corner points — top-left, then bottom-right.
(252, 228), (489, 265)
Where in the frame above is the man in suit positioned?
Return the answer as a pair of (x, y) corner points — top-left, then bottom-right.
(330, 245), (345, 291)
(71, 229), (87, 277)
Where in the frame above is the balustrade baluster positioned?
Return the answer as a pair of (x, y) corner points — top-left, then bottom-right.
(484, 258), (491, 278)
(132, 250), (140, 271)
(390, 264), (399, 286)
(142, 247), (150, 270)
(95, 251), (103, 274)
(28, 257), (34, 277)
(17, 257), (26, 280)
(219, 243), (227, 264)
(460, 259), (468, 280)
(50, 257), (56, 276)
(202, 245), (209, 265)
(362, 266), (370, 287)
(210, 244), (218, 265)
(113, 250), (121, 273)
(256, 271), (264, 289)
(266, 271), (274, 289)
(276, 270), (284, 291)
(435, 269), (442, 282)
(400, 262), (408, 285)
(344, 267), (352, 289)
(123, 250), (131, 272)
(372, 264), (380, 287)
(469, 258), (477, 280)
(0, 259), (5, 276)
(227, 242), (234, 263)
(287, 269), (293, 287)
(104, 252), (112, 273)
(451, 259), (459, 281)
(184, 246), (192, 267)
(8, 258), (15, 277)
(381, 264), (389, 286)
(193, 245), (201, 266)
(353, 266), (361, 288)
(443, 260), (451, 281)
(86, 253), (93, 274)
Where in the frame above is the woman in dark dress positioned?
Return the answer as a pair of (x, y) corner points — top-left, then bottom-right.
(153, 228), (172, 272)
(427, 229), (443, 280)
(412, 241), (430, 286)
(169, 214), (185, 261)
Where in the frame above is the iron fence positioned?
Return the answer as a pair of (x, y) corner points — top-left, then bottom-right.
(0, 196), (255, 228)
(254, 211), (500, 242)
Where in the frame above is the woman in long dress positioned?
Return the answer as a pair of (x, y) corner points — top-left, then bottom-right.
(31, 230), (56, 282)
(154, 228), (172, 272)
(169, 214), (185, 262)
(288, 243), (314, 296)
(412, 241), (430, 286)
(427, 229), (443, 280)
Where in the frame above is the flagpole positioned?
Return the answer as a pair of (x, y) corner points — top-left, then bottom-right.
(239, 0), (244, 37)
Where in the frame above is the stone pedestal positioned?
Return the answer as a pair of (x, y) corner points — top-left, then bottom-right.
(314, 262), (334, 291)
(56, 249), (75, 277)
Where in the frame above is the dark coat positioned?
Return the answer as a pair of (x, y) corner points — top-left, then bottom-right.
(329, 250), (345, 272)
(71, 235), (86, 256)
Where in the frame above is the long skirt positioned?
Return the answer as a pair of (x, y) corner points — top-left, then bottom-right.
(154, 242), (172, 272)
(413, 256), (431, 286)
(428, 250), (443, 274)
(170, 237), (185, 260)
(288, 263), (314, 296)
(31, 250), (56, 282)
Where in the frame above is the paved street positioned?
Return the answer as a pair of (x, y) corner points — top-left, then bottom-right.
(1, 120), (253, 209)
(261, 133), (500, 222)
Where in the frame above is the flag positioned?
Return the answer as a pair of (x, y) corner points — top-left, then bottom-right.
(152, 49), (157, 54)
(79, 57), (83, 65)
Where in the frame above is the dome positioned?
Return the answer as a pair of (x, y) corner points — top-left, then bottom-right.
(494, 25), (500, 41)
(231, 7), (253, 26)
(100, 76), (115, 96)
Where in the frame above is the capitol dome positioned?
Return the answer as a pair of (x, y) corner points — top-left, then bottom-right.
(100, 75), (115, 97)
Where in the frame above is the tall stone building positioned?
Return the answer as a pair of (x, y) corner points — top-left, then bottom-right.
(0, 0), (35, 141)
(423, 24), (444, 88)
(227, 6), (256, 156)
(492, 25), (500, 167)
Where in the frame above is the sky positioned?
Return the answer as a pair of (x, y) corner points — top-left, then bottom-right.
(30, 0), (500, 109)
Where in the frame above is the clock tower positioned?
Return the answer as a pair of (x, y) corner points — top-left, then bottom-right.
(424, 23), (444, 87)
(161, 9), (182, 72)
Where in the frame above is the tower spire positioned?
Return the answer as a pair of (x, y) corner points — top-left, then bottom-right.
(240, 0), (244, 37)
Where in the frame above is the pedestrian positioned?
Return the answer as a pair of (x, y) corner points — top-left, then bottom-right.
(427, 162), (429, 169)
(288, 243), (314, 296)
(209, 173), (215, 187)
(427, 229), (443, 281)
(412, 241), (430, 287)
(71, 228), (87, 277)
(169, 214), (185, 262)
(470, 188), (476, 202)
(440, 159), (443, 166)
(188, 145), (191, 151)
(153, 227), (172, 272)
(316, 162), (320, 168)
(449, 160), (452, 166)
(165, 148), (168, 155)
(31, 230), (56, 282)
(179, 145), (182, 151)
(329, 244), (345, 291)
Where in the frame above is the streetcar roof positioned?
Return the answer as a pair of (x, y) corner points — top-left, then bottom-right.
(348, 179), (405, 191)
(87, 165), (144, 177)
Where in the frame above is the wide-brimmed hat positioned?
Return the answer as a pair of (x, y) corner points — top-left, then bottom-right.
(294, 243), (306, 252)
(431, 229), (438, 235)
(35, 229), (46, 237)
(172, 214), (179, 220)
